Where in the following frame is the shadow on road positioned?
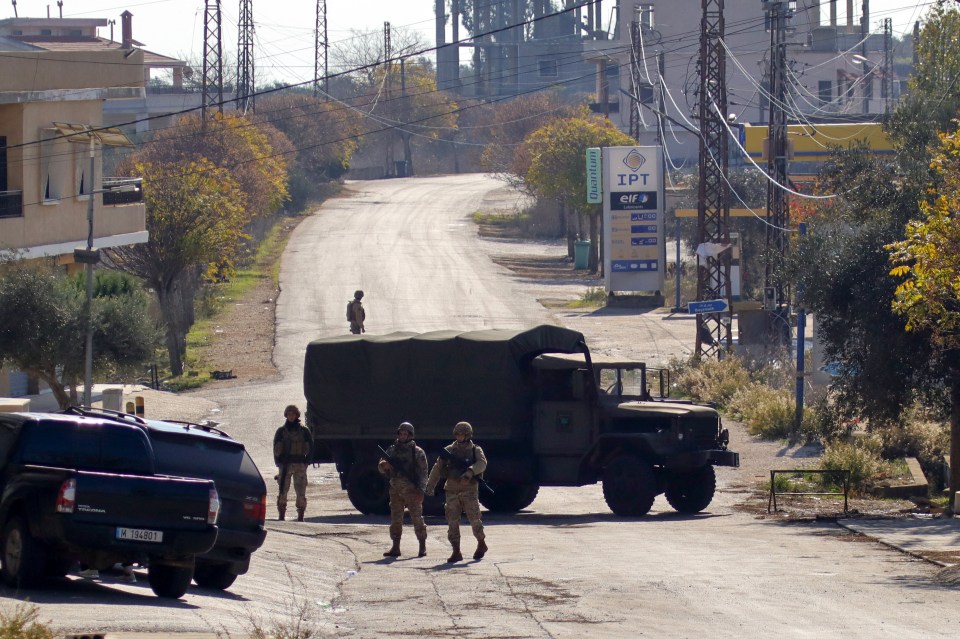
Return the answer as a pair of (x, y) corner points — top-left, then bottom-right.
(0, 575), (202, 608)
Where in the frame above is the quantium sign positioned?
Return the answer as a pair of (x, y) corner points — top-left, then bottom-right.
(602, 146), (665, 294)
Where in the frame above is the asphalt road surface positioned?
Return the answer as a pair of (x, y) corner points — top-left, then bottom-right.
(10, 175), (959, 637)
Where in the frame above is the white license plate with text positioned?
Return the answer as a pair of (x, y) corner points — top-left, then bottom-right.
(116, 527), (163, 543)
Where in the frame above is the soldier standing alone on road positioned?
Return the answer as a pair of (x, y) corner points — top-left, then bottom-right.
(426, 421), (488, 563)
(377, 422), (429, 558)
(348, 290), (365, 334)
(273, 405), (312, 521)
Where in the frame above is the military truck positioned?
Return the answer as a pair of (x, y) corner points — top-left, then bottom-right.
(303, 325), (738, 517)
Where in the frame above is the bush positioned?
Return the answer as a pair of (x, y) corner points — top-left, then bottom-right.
(0, 603), (54, 639)
(729, 383), (796, 440)
(673, 355), (751, 407)
(819, 439), (890, 491)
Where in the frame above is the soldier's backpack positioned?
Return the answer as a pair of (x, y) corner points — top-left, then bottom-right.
(346, 300), (355, 322)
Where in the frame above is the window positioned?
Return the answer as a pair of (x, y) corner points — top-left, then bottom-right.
(639, 83), (654, 106)
(40, 29), (51, 36)
(75, 145), (94, 197)
(39, 128), (60, 201)
(818, 80), (832, 105)
(538, 59), (558, 78)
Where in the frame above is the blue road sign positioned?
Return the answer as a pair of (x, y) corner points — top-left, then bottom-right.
(687, 299), (729, 314)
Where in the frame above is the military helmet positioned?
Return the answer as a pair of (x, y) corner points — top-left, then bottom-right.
(453, 421), (473, 438)
(354, 290), (364, 300)
(397, 421), (414, 436)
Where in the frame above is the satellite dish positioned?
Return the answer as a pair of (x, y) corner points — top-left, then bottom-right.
(183, 67), (194, 80)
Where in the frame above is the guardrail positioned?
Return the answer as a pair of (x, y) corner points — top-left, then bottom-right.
(768, 469), (851, 514)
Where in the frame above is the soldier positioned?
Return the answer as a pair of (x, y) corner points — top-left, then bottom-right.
(426, 421), (488, 563)
(273, 405), (312, 521)
(378, 421), (429, 558)
(348, 290), (366, 334)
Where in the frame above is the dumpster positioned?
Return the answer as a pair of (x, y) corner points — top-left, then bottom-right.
(574, 240), (590, 269)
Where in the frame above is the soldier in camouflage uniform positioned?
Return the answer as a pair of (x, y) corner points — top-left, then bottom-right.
(426, 421), (488, 563)
(273, 405), (313, 521)
(377, 422), (429, 557)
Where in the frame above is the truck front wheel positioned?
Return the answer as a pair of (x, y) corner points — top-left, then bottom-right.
(602, 454), (657, 516)
(664, 465), (716, 513)
(1, 515), (45, 587)
(346, 462), (390, 515)
(478, 483), (539, 512)
(148, 560), (195, 598)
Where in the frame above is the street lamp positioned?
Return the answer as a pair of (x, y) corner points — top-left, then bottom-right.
(54, 122), (134, 407)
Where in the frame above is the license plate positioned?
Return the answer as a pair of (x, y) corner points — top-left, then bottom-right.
(116, 527), (163, 543)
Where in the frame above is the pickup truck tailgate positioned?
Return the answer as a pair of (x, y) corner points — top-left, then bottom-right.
(72, 471), (214, 528)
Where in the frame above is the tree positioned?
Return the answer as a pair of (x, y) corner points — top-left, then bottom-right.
(0, 263), (158, 409)
(519, 108), (635, 271)
(108, 159), (248, 376)
(888, 127), (960, 505)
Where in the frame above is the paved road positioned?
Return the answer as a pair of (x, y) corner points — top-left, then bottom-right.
(9, 175), (959, 637)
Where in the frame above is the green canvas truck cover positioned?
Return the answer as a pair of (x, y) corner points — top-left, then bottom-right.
(303, 325), (588, 440)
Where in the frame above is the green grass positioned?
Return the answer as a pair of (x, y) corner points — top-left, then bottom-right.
(566, 286), (608, 308)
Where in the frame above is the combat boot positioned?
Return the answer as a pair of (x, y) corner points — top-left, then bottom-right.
(383, 538), (401, 557)
(297, 508), (305, 522)
(277, 506), (286, 521)
(447, 542), (462, 563)
(473, 539), (488, 560)
(418, 538), (427, 558)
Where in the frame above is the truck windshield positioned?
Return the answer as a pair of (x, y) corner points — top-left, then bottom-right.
(598, 368), (651, 400)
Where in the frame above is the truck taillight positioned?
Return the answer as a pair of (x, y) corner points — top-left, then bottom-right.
(208, 487), (221, 525)
(243, 494), (267, 525)
(56, 478), (76, 513)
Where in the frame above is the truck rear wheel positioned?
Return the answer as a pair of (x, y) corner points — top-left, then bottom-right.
(602, 454), (657, 517)
(346, 462), (390, 515)
(1, 515), (45, 587)
(664, 465), (716, 513)
(478, 483), (539, 512)
(148, 560), (195, 598)
(193, 560), (238, 590)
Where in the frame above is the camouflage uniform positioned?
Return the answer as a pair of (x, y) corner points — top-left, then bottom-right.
(378, 441), (428, 543)
(273, 416), (313, 521)
(349, 291), (365, 334)
(426, 422), (488, 562)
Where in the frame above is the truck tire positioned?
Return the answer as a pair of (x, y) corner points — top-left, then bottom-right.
(1, 515), (45, 587)
(478, 483), (539, 512)
(193, 560), (238, 590)
(423, 492), (446, 517)
(346, 462), (390, 515)
(148, 561), (195, 598)
(664, 465), (716, 513)
(602, 454), (657, 517)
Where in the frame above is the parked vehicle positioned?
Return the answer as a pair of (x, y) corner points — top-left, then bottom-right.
(61, 406), (268, 590)
(303, 325), (739, 517)
(0, 412), (219, 598)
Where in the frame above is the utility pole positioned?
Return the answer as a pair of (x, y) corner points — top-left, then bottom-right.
(237, 0), (255, 114)
(695, 0), (732, 359)
(629, 20), (641, 141)
(763, 0), (790, 329)
(202, 0), (224, 120)
(314, 0), (327, 97)
(860, 0), (870, 114)
(883, 17), (893, 112)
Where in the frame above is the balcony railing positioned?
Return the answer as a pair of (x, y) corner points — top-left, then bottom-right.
(0, 190), (22, 218)
(102, 178), (144, 205)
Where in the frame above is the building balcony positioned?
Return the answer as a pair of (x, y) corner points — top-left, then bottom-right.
(102, 177), (143, 205)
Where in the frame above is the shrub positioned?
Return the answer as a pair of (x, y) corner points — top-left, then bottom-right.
(673, 355), (751, 407)
(729, 383), (796, 440)
(0, 603), (54, 639)
(818, 439), (890, 491)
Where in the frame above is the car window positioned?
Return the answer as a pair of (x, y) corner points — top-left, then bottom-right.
(0, 420), (21, 466)
(149, 432), (260, 483)
(20, 421), (154, 474)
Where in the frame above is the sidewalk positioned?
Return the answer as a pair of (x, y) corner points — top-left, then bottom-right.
(838, 516), (960, 568)
(11, 384), (218, 424)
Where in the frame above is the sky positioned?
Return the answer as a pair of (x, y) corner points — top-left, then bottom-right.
(2, 0), (940, 86)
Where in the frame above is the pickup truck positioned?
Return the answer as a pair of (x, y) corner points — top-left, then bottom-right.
(0, 412), (220, 598)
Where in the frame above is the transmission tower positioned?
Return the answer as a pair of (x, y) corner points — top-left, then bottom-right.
(763, 0), (790, 324)
(695, 0), (732, 358)
(237, 0), (255, 114)
(314, 0), (328, 97)
(629, 20), (642, 141)
(202, 0), (224, 119)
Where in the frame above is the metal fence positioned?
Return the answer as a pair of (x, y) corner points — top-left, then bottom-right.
(767, 469), (851, 514)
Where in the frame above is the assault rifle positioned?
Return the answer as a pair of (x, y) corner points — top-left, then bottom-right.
(438, 448), (494, 494)
(378, 445), (424, 493)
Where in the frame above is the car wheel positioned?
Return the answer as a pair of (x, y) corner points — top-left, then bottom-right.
(665, 465), (716, 514)
(148, 560), (195, 598)
(478, 482), (540, 512)
(193, 560), (238, 590)
(602, 454), (657, 517)
(1, 515), (45, 587)
(346, 462), (389, 515)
